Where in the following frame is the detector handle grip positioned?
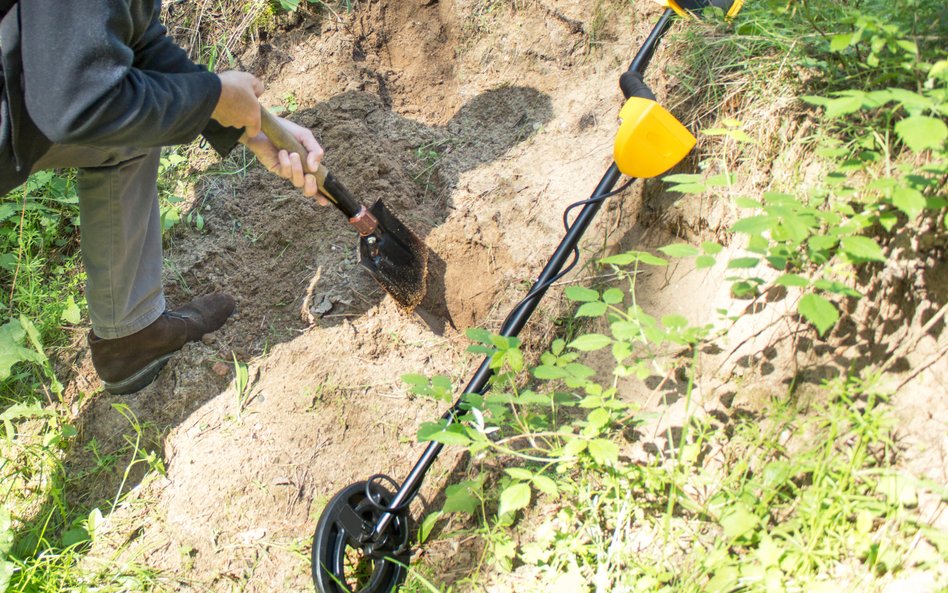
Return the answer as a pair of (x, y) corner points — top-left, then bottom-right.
(619, 71), (657, 101)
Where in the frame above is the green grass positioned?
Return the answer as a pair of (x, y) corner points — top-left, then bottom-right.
(0, 144), (199, 591)
(0, 402), (169, 592)
(0, 171), (84, 403)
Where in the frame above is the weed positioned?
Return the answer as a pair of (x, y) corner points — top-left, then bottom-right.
(233, 354), (251, 421)
(411, 139), (454, 196)
(662, 0), (947, 337)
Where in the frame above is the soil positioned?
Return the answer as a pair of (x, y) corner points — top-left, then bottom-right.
(52, 1), (945, 592)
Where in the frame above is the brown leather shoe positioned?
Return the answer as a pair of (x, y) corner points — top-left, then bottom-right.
(89, 293), (236, 394)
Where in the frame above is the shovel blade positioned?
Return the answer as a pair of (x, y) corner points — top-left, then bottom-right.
(358, 199), (428, 312)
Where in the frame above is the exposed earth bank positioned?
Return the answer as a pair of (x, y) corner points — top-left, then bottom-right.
(57, 1), (945, 592)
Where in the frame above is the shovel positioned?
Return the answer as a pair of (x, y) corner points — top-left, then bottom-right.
(259, 107), (428, 312)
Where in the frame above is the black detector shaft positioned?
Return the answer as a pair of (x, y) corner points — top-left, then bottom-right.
(364, 5), (676, 549)
(308, 5), (733, 591)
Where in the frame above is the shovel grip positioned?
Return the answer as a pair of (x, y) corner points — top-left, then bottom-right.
(258, 107), (366, 220)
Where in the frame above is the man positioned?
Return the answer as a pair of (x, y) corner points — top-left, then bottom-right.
(0, 0), (325, 394)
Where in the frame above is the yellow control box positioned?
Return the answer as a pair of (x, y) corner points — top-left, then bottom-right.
(651, 0), (744, 19)
(613, 97), (696, 179)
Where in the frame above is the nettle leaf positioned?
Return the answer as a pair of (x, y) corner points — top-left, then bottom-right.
(466, 327), (492, 344)
(60, 296), (81, 325)
(701, 241), (723, 255)
(505, 347), (525, 372)
(774, 274), (810, 288)
(402, 373), (429, 387)
(564, 286), (599, 302)
(602, 288), (624, 304)
(417, 422), (471, 446)
(840, 236), (886, 262)
(586, 407), (611, 432)
(658, 243), (701, 258)
(735, 197), (761, 209)
(565, 363), (595, 380)
(531, 475), (559, 497)
(432, 375), (452, 392)
(720, 503), (760, 541)
(830, 33), (853, 52)
(576, 301), (608, 318)
(878, 211), (899, 232)
(443, 478), (484, 514)
(505, 468), (535, 481)
(814, 279), (862, 298)
(418, 511), (442, 543)
(896, 38), (918, 54)
(895, 116), (947, 152)
(562, 437), (587, 457)
(0, 318), (44, 381)
(663, 173), (701, 183)
(669, 183), (707, 194)
(497, 482), (531, 517)
(706, 173), (737, 187)
(662, 314), (689, 329)
(823, 95), (864, 119)
(891, 186), (926, 218)
(887, 89), (934, 112)
(569, 334), (612, 351)
(731, 215), (772, 235)
(636, 252), (669, 267)
(727, 257), (760, 269)
(0, 203), (18, 224)
(799, 293), (839, 337)
(534, 365), (567, 380)
(588, 439), (619, 466)
(695, 255), (717, 269)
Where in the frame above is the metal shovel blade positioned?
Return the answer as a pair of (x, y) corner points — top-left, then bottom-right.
(358, 199), (428, 312)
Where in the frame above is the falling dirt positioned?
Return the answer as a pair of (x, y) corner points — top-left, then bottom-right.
(53, 1), (945, 592)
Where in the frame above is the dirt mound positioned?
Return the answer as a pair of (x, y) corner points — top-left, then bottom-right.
(66, 1), (658, 589)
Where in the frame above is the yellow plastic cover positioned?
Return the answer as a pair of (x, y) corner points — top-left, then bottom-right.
(613, 97), (696, 179)
(651, 0), (744, 19)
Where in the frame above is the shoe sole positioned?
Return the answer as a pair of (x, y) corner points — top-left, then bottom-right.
(102, 353), (174, 395)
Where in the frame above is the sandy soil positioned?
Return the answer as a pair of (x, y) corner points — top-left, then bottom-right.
(50, 1), (944, 592)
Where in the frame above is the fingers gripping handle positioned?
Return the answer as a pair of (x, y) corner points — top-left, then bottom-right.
(258, 107), (367, 221)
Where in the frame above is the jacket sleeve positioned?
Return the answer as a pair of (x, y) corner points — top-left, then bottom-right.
(18, 0), (238, 154)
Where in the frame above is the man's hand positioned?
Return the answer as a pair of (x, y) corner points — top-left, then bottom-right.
(241, 116), (329, 204)
(212, 71), (265, 137)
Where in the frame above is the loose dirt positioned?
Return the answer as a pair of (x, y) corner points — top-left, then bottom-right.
(62, 2), (655, 590)
(55, 1), (944, 592)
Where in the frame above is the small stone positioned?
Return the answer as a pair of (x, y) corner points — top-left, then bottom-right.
(212, 362), (230, 377)
(237, 528), (266, 544)
(310, 296), (334, 317)
(201, 334), (215, 345)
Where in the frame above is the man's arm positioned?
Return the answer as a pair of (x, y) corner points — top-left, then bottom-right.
(19, 0), (223, 148)
(131, 2), (249, 154)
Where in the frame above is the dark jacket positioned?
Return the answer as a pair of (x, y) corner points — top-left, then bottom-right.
(0, 0), (242, 194)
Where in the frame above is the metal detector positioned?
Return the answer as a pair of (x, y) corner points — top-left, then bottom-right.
(310, 2), (742, 591)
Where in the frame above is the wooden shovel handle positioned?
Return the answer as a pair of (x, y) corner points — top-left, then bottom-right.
(258, 106), (365, 219)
